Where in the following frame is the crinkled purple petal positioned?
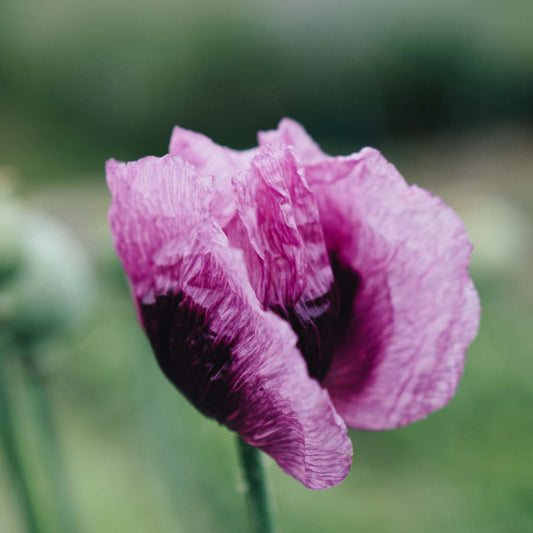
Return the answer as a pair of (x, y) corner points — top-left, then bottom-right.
(106, 155), (352, 489)
(260, 119), (481, 430)
(106, 155), (212, 287)
(227, 145), (342, 381)
(258, 118), (325, 164)
(228, 144), (332, 306)
(169, 126), (257, 226)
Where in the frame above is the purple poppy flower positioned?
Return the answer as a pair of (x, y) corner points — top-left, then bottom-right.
(106, 119), (480, 490)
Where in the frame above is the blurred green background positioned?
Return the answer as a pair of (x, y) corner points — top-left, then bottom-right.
(1, 1), (532, 532)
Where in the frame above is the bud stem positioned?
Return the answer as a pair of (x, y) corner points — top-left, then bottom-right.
(0, 355), (42, 533)
(21, 352), (80, 533)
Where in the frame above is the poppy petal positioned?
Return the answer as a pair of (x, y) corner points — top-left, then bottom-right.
(258, 118), (324, 164)
(313, 149), (480, 429)
(107, 154), (353, 489)
(260, 120), (480, 430)
(169, 126), (256, 226)
(228, 145), (341, 381)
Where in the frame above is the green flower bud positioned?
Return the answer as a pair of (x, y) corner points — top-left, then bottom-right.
(1, 206), (93, 347)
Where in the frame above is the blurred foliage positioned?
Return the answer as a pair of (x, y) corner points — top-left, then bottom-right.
(1, 1), (533, 532)
(1, 0), (533, 182)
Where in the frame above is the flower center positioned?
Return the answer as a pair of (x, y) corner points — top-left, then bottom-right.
(271, 255), (360, 382)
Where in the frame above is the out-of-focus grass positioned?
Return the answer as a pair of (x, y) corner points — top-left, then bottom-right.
(1, 131), (531, 532)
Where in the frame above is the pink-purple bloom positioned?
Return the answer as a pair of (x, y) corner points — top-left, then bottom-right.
(106, 119), (480, 489)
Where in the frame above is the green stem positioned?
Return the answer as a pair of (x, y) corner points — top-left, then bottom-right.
(21, 354), (80, 533)
(0, 357), (42, 533)
(236, 437), (275, 533)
